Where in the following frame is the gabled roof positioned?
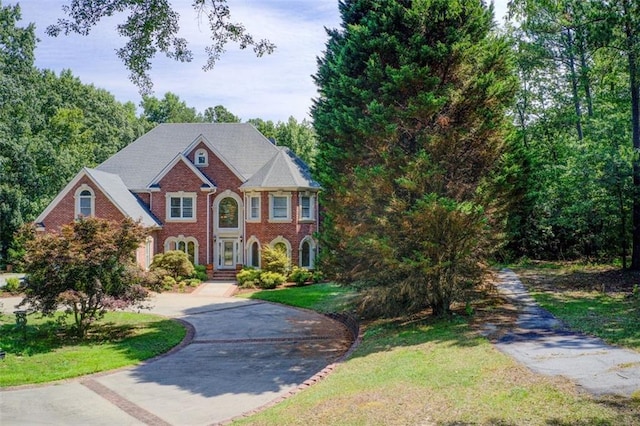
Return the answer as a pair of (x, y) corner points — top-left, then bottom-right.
(241, 147), (321, 191)
(97, 123), (280, 190)
(148, 154), (216, 191)
(35, 168), (161, 228)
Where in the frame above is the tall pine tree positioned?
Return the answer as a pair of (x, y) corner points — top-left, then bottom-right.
(313, 0), (516, 317)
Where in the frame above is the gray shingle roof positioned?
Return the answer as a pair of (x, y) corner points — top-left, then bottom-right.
(97, 123), (281, 189)
(85, 168), (160, 227)
(241, 147), (321, 191)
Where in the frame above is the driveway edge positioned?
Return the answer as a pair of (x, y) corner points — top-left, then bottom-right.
(217, 309), (362, 425)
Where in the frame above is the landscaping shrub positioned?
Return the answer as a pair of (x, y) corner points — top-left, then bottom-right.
(237, 267), (261, 288)
(150, 251), (195, 279)
(161, 275), (177, 290)
(312, 270), (324, 283)
(289, 266), (312, 286)
(262, 245), (290, 275)
(258, 271), (286, 289)
(193, 264), (208, 281)
(4, 277), (21, 293)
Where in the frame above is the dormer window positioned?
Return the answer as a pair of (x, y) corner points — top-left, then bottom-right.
(195, 149), (208, 167)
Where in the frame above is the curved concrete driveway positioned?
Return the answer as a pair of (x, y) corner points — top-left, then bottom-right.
(0, 284), (353, 425)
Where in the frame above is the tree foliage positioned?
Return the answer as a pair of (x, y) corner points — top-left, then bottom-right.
(502, 0), (640, 267)
(21, 218), (149, 337)
(313, 0), (516, 317)
(46, 0), (276, 93)
(0, 4), (145, 265)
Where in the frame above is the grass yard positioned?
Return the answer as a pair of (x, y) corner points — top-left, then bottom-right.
(233, 281), (640, 425)
(0, 311), (186, 387)
(239, 283), (356, 312)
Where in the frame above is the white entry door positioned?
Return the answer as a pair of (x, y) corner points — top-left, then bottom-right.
(216, 239), (238, 269)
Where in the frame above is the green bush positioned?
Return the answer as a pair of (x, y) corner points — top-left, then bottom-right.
(289, 266), (312, 286)
(237, 267), (261, 288)
(150, 251), (195, 279)
(161, 275), (177, 290)
(193, 264), (208, 281)
(258, 271), (286, 289)
(183, 278), (201, 287)
(262, 245), (290, 275)
(312, 270), (324, 283)
(141, 268), (169, 292)
(4, 277), (21, 293)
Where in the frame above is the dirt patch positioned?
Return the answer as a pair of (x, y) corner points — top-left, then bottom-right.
(514, 264), (640, 294)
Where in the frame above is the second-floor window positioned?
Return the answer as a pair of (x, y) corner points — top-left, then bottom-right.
(167, 193), (196, 221)
(270, 194), (290, 221)
(247, 195), (260, 221)
(300, 195), (313, 220)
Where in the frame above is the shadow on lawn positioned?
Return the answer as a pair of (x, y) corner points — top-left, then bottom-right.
(0, 314), (180, 359)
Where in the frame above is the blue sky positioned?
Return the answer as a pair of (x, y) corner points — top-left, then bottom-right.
(14, 1), (508, 123)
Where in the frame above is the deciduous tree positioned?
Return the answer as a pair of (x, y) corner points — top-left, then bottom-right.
(21, 218), (149, 338)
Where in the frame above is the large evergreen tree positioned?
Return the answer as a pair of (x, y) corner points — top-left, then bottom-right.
(313, 0), (516, 317)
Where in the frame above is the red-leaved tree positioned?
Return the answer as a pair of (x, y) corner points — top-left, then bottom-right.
(21, 217), (149, 337)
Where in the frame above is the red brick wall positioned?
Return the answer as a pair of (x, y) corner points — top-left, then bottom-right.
(244, 191), (319, 266)
(150, 159), (213, 265)
(41, 175), (125, 232)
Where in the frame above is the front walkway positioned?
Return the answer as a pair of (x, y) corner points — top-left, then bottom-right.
(0, 283), (354, 425)
(493, 269), (640, 397)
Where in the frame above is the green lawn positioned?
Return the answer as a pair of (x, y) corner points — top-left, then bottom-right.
(531, 290), (640, 349)
(233, 283), (640, 425)
(0, 311), (186, 387)
(239, 283), (356, 312)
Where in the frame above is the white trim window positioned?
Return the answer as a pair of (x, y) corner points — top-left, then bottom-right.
(75, 185), (95, 218)
(246, 194), (261, 222)
(166, 192), (196, 221)
(246, 236), (261, 268)
(218, 196), (239, 229)
(299, 194), (314, 221)
(195, 148), (208, 167)
(269, 193), (291, 222)
(299, 237), (316, 269)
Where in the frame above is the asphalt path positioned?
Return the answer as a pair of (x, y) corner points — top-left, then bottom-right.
(0, 283), (353, 425)
(494, 269), (640, 397)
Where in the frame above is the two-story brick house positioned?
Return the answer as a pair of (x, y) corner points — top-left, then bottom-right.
(35, 123), (321, 275)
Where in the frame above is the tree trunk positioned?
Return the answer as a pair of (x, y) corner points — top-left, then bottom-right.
(624, 0), (640, 269)
(565, 27), (584, 141)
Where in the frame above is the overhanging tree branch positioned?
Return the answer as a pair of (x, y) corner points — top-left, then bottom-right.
(47, 0), (276, 94)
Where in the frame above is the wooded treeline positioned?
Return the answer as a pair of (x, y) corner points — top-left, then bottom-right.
(0, 3), (315, 266)
(503, 0), (640, 267)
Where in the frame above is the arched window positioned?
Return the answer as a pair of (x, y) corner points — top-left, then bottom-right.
(165, 236), (198, 265)
(75, 185), (95, 218)
(218, 197), (239, 228)
(251, 241), (260, 267)
(195, 149), (208, 166)
(299, 237), (316, 268)
(270, 236), (291, 263)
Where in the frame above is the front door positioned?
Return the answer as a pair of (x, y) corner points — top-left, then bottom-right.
(216, 239), (238, 269)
